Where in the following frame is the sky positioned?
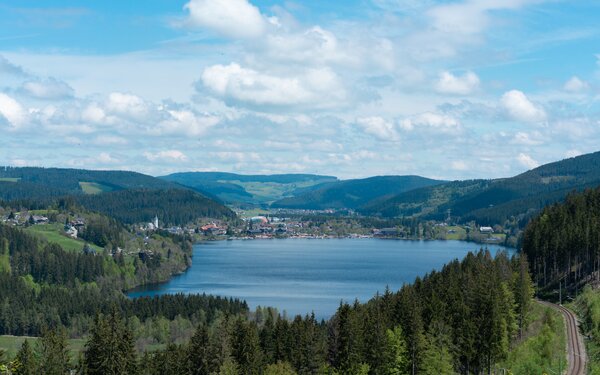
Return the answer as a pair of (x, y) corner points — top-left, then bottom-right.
(0, 0), (599, 180)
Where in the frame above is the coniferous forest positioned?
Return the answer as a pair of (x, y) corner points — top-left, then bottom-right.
(0, 209), (535, 374)
(522, 186), (600, 292)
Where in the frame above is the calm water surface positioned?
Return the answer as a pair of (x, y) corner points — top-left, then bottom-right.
(129, 238), (510, 319)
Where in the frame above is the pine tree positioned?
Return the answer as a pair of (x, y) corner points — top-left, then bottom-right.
(231, 318), (263, 375)
(14, 340), (36, 375)
(35, 328), (70, 375)
(83, 311), (138, 375)
(264, 361), (297, 375)
(420, 322), (455, 375)
(384, 325), (408, 375)
(187, 324), (212, 375)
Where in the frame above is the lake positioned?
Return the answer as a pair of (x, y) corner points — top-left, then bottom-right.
(128, 238), (511, 319)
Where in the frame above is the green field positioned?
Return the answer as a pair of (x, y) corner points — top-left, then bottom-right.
(443, 225), (467, 240)
(79, 181), (114, 194)
(0, 335), (86, 359)
(25, 224), (102, 253)
(223, 179), (329, 204)
(0, 177), (20, 183)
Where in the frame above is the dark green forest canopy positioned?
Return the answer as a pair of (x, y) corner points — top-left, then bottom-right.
(0, 224), (248, 337)
(272, 175), (445, 210)
(522, 186), (600, 291)
(361, 151), (600, 226)
(0, 167), (180, 200)
(75, 188), (236, 226)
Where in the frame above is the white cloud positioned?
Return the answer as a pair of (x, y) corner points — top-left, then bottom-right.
(427, 0), (541, 36)
(451, 160), (469, 171)
(399, 112), (461, 133)
(156, 110), (220, 137)
(82, 103), (107, 124)
(21, 78), (74, 99)
(144, 150), (188, 162)
(511, 131), (544, 146)
(0, 93), (26, 128)
(563, 76), (589, 92)
(501, 90), (546, 123)
(356, 116), (399, 141)
(517, 153), (539, 169)
(97, 152), (119, 164)
(435, 71), (480, 95)
(201, 63), (345, 108)
(106, 92), (148, 118)
(183, 0), (267, 39)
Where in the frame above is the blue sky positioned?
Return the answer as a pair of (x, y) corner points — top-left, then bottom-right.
(0, 0), (599, 179)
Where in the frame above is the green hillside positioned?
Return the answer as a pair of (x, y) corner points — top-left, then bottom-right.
(161, 172), (338, 206)
(75, 188), (235, 225)
(272, 175), (445, 210)
(361, 151), (600, 225)
(0, 167), (235, 225)
(0, 167), (179, 201)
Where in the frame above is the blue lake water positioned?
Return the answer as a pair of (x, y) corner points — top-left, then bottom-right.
(128, 238), (511, 319)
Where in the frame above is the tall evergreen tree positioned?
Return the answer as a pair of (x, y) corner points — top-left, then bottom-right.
(14, 340), (36, 375)
(82, 311), (137, 375)
(35, 328), (70, 375)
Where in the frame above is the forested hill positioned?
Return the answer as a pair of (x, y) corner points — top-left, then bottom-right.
(271, 175), (445, 210)
(522, 186), (600, 293)
(75, 189), (235, 225)
(161, 172), (338, 206)
(0, 167), (179, 201)
(361, 151), (600, 225)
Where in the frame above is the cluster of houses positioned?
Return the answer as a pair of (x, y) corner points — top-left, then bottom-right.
(64, 218), (86, 239)
(1, 212), (49, 226)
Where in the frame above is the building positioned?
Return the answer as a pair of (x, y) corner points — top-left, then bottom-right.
(479, 226), (494, 234)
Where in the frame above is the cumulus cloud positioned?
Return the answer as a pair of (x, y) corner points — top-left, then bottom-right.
(0, 93), (26, 128)
(399, 112), (461, 133)
(356, 116), (399, 141)
(21, 78), (74, 99)
(105, 92), (148, 118)
(517, 153), (539, 169)
(435, 71), (480, 95)
(501, 90), (546, 123)
(563, 76), (589, 92)
(183, 0), (268, 39)
(144, 150), (188, 162)
(200, 63), (346, 109)
(156, 109), (220, 137)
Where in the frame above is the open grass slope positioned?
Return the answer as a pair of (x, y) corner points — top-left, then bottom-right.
(24, 224), (103, 253)
(361, 151), (600, 225)
(79, 182), (115, 195)
(0, 335), (85, 359)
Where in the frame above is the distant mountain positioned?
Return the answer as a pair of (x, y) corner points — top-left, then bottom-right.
(272, 175), (446, 210)
(161, 172), (338, 206)
(361, 151), (600, 225)
(0, 167), (179, 201)
(0, 167), (234, 223)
